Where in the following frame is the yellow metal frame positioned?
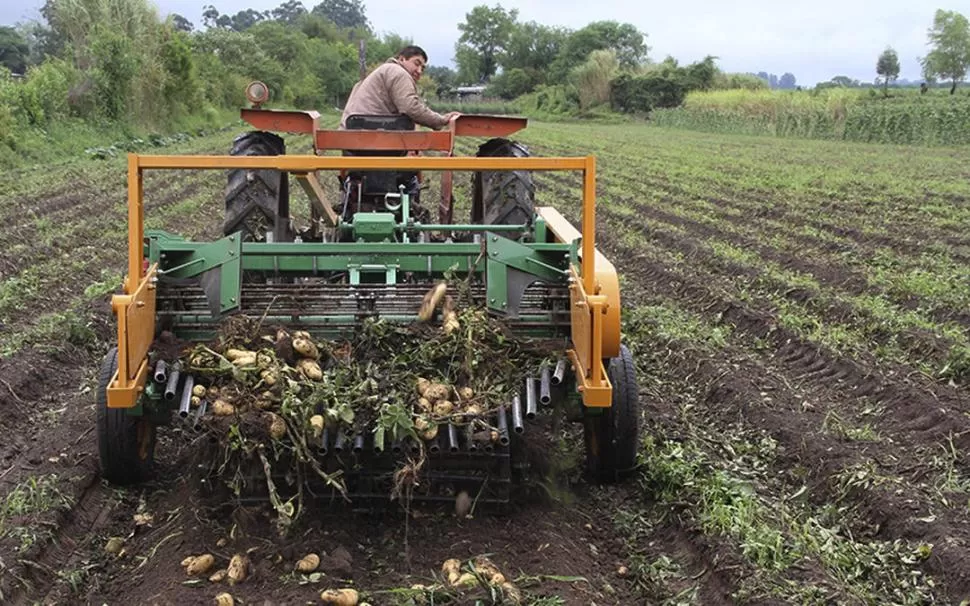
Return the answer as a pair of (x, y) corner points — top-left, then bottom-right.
(108, 154), (621, 409)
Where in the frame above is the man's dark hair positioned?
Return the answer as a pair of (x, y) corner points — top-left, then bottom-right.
(397, 45), (428, 62)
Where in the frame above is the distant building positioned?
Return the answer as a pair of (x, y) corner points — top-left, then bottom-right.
(452, 85), (487, 101)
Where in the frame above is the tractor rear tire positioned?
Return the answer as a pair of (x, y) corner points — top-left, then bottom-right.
(224, 131), (291, 242)
(584, 345), (640, 483)
(97, 348), (156, 485)
(472, 138), (535, 228)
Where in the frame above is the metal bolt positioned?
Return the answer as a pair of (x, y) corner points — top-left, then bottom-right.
(230, 297), (236, 303)
(228, 235), (234, 242)
(492, 236), (498, 242)
(490, 298), (495, 303)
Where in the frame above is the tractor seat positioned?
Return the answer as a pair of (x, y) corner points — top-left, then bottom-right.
(342, 115), (418, 198)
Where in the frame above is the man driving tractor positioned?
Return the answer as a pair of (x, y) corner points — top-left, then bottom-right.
(340, 45), (460, 130)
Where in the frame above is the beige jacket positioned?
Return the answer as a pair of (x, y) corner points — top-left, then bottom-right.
(340, 58), (448, 129)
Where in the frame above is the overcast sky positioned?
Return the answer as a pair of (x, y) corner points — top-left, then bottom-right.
(2, 0), (968, 86)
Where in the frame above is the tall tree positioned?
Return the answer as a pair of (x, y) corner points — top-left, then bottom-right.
(272, 0), (308, 25)
(0, 27), (29, 74)
(311, 0), (370, 31)
(558, 21), (648, 71)
(170, 14), (194, 32)
(455, 4), (518, 83)
(778, 72), (797, 89)
(921, 9), (970, 94)
(876, 47), (900, 95)
(502, 21), (568, 73)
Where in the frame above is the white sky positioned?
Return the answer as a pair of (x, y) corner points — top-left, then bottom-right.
(3, 0), (968, 86)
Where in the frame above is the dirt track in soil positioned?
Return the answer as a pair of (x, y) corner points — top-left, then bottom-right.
(1, 124), (969, 605)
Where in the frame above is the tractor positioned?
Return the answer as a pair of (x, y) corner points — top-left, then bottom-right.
(96, 81), (639, 506)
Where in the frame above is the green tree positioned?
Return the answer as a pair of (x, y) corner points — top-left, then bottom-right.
(455, 4), (518, 83)
(272, 0), (308, 25)
(876, 47), (900, 95)
(571, 49), (618, 109)
(554, 20), (647, 79)
(311, 0), (370, 30)
(425, 65), (457, 96)
(920, 9), (970, 94)
(171, 14), (194, 32)
(0, 27), (29, 74)
(502, 21), (568, 73)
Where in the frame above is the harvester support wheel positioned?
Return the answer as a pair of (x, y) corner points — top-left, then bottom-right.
(584, 345), (639, 483)
(224, 131), (292, 242)
(97, 348), (156, 485)
(471, 138), (535, 228)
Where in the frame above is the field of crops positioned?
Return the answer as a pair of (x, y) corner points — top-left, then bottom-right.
(650, 89), (970, 146)
(0, 118), (968, 604)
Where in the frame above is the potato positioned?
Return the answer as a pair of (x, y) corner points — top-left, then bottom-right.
(454, 572), (478, 588)
(267, 413), (287, 440)
(421, 425), (439, 441)
(320, 588), (359, 605)
(418, 281), (447, 322)
(225, 348), (253, 361)
(192, 384), (207, 397)
(423, 382), (449, 403)
(181, 556), (197, 567)
(209, 569), (227, 583)
(104, 536), (125, 555)
(293, 337), (319, 360)
(212, 400), (236, 416)
(417, 397), (432, 412)
(473, 556), (504, 586)
(310, 415), (325, 438)
(207, 386), (221, 399)
(295, 553), (320, 573)
(214, 593), (234, 606)
(226, 553), (248, 585)
(457, 386), (474, 401)
(465, 404), (482, 417)
(441, 558), (461, 586)
(260, 369), (278, 386)
(292, 330), (311, 341)
(186, 553), (215, 576)
(500, 581), (522, 604)
(297, 358), (323, 381)
(415, 377), (430, 396)
(256, 349), (275, 369)
(413, 416), (430, 431)
(433, 400), (454, 416)
(231, 354), (257, 367)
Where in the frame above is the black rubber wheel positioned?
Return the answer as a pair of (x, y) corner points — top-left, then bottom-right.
(471, 138), (535, 228)
(584, 344), (640, 482)
(97, 348), (156, 485)
(224, 131), (291, 242)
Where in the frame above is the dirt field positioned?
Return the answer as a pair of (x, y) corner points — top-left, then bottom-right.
(0, 120), (968, 605)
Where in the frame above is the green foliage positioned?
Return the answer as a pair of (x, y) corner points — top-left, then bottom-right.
(0, 26), (29, 73)
(455, 4), (518, 83)
(14, 58), (73, 125)
(647, 88), (970, 146)
(611, 73), (686, 113)
(488, 67), (541, 99)
(921, 9), (970, 94)
(88, 27), (139, 120)
(160, 30), (202, 117)
(713, 72), (770, 91)
(516, 84), (579, 116)
(876, 47), (900, 93)
(311, 0), (370, 30)
(571, 49), (619, 109)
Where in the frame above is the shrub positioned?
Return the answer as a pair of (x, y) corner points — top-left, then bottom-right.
(610, 73), (686, 113)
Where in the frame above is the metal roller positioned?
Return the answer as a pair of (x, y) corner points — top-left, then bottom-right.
(164, 363), (181, 401)
(511, 395), (524, 434)
(153, 359), (168, 384)
(552, 358), (567, 385)
(539, 364), (552, 405)
(497, 405), (510, 445)
(525, 377), (537, 420)
(178, 375), (194, 418)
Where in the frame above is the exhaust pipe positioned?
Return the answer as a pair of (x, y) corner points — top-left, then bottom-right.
(153, 359), (168, 384)
(497, 405), (510, 445)
(447, 424), (460, 453)
(429, 434), (441, 454)
(164, 363), (181, 401)
(525, 377), (537, 420)
(465, 424), (478, 453)
(511, 395), (524, 434)
(334, 431), (348, 453)
(178, 375), (194, 418)
(552, 358), (567, 385)
(191, 399), (207, 431)
(539, 365), (552, 405)
(318, 428), (331, 455)
(353, 434), (365, 454)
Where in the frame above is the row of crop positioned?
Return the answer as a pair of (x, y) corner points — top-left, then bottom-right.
(648, 95), (970, 146)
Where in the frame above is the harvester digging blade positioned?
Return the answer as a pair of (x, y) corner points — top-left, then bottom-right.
(199, 267), (227, 317)
(506, 266), (540, 319)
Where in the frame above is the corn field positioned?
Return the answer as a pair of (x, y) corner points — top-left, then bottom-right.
(649, 89), (970, 146)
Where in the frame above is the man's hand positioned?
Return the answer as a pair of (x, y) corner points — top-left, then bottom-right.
(442, 111), (462, 124)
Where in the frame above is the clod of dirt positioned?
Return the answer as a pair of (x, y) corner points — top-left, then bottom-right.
(185, 554), (216, 576)
(214, 592), (234, 606)
(296, 553), (320, 573)
(104, 537), (125, 555)
(320, 588), (358, 605)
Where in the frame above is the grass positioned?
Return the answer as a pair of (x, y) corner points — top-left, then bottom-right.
(0, 474), (73, 553)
